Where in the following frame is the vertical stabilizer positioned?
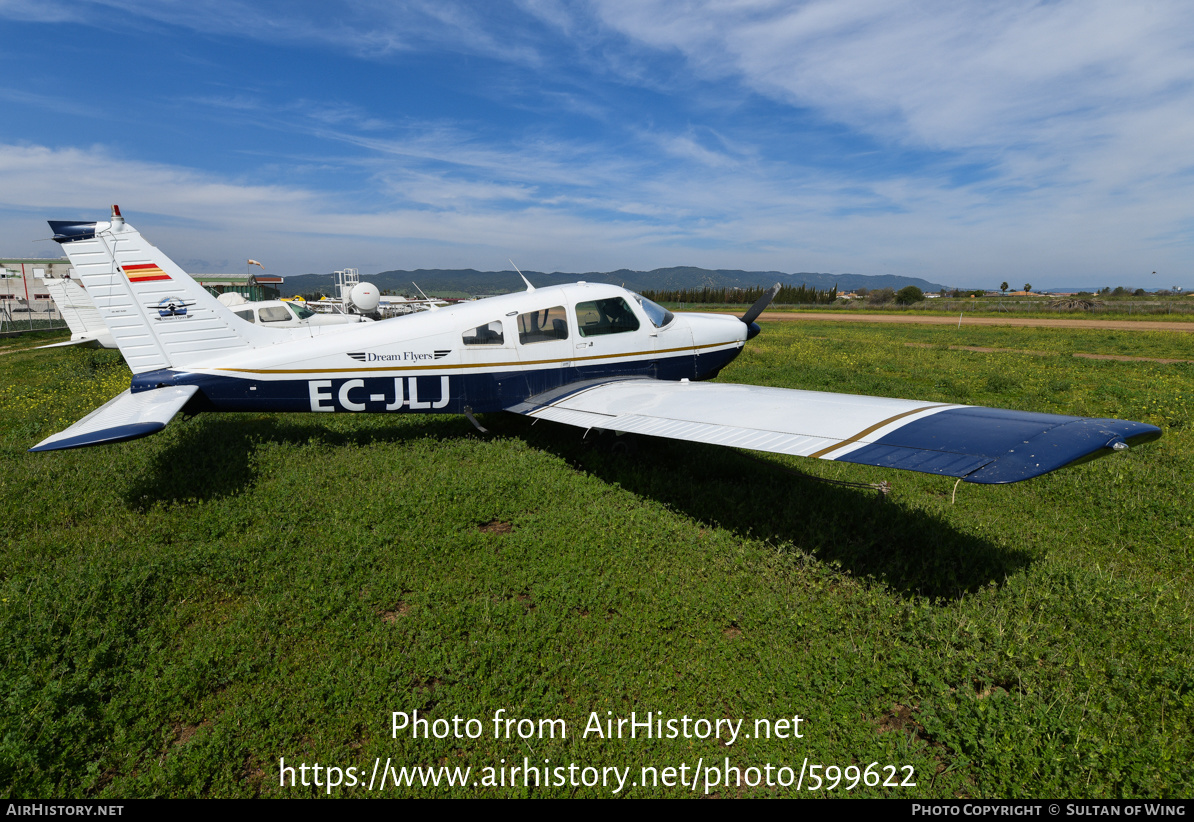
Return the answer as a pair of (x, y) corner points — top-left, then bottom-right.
(49, 207), (271, 373)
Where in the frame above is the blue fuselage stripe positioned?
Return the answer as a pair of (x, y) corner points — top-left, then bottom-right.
(130, 348), (741, 415)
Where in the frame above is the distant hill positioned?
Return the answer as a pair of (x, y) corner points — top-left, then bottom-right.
(280, 267), (949, 298)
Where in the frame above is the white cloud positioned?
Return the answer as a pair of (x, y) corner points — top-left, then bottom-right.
(592, 2), (1194, 139)
(0, 0), (548, 64)
(590, 1), (1194, 183)
(2, 136), (1189, 286)
(3, 1), (1193, 285)
(0, 0), (78, 22)
(0, 142), (700, 274)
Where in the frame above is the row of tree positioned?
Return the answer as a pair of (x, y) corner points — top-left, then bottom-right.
(999, 284), (1181, 297)
(1081, 287), (1179, 296)
(639, 284), (839, 305)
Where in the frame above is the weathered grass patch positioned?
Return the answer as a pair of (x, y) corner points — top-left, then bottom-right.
(1, 325), (1190, 798)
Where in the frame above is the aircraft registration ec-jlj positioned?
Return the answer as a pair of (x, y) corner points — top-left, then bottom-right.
(32, 206), (1161, 485)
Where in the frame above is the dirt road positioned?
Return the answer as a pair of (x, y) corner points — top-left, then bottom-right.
(746, 311), (1194, 332)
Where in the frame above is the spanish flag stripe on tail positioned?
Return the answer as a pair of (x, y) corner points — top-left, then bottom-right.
(122, 263), (171, 282)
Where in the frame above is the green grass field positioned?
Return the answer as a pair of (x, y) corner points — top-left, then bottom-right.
(1, 321), (1191, 799)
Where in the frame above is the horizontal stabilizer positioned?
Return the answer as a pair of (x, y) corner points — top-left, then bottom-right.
(35, 335), (106, 350)
(40, 277), (117, 349)
(509, 379), (1161, 484)
(29, 385), (199, 452)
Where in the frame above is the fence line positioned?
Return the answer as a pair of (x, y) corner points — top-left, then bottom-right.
(0, 301), (67, 336)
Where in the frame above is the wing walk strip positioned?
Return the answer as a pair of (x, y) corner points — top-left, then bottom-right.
(523, 381), (629, 414)
(211, 340), (740, 375)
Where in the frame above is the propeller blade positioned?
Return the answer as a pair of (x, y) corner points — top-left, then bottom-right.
(740, 283), (781, 326)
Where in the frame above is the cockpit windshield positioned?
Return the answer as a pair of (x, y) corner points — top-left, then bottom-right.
(286, 303), (316, 320)
(630, 293), (674, 328)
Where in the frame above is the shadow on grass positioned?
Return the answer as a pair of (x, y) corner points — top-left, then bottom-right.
(124, 409), (1029, 601)
(494, 414), (1032, 602)
(122, 411), (476, 509)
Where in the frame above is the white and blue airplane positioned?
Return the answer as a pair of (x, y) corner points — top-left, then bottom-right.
(31, 206), (1161, 485)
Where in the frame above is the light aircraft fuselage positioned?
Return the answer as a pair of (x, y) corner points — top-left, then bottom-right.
(139, 283), (746, 417)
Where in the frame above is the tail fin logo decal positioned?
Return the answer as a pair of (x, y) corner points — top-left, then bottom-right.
(122, 263), (171, 283)
(149, 296), (195, 318)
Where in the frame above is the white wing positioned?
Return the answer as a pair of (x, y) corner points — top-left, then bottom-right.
(507, 378), (1161, 484)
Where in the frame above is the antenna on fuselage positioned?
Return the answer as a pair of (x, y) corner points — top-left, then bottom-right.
(509, 259), (535, 292)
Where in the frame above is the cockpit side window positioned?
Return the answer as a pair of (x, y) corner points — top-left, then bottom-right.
(463, 320), (505, 345)
(258, 306), (291, 323)
(575, 297), (640, 337)
(517, 306), (569, 344)
(630, 293), (675, 328)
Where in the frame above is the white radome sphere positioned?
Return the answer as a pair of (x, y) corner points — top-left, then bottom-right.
(349, 282), (380, 312)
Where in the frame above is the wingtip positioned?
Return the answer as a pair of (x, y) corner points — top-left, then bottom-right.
(961, 418), (1163, 484)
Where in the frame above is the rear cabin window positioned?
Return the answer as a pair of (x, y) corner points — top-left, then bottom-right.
(234, 309), (255, 323)
(574, 297), (640, 337)
(517, 306), (569, 344)
(463, 321), (504, 345)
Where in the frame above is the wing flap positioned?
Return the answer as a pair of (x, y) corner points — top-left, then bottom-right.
(510, 379), (1160, 484)
(29, 385), (199, 452)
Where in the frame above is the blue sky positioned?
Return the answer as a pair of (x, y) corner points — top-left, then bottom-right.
(1, 0), (1193, 288)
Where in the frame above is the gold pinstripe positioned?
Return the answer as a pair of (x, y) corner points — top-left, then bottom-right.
(809, 403), (955, 458)
(212, 339), (740, 375)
